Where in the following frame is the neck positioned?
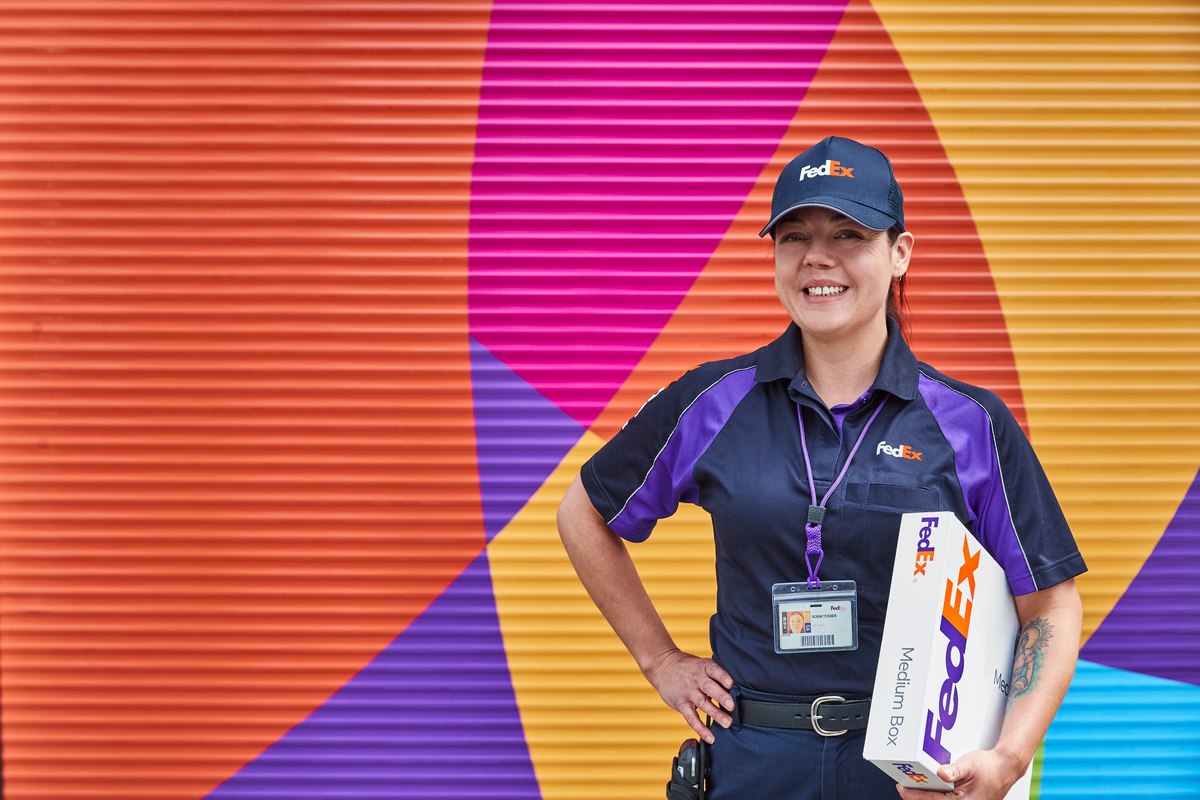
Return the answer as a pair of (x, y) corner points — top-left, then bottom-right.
(801, 320), (890, 408)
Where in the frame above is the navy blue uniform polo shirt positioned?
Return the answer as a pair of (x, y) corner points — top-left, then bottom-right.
(581, 319), (1087, 697)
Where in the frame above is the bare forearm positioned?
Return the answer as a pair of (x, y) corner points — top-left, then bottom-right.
(900, 578), (1081, 799)
(556, 474), (677, 675)
(995, 579), (1083, 773)
(558, 475), (736, 742)
(898, 578), (1084, 800)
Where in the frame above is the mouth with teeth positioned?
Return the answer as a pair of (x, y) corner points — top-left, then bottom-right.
(805, 286), (847, 297)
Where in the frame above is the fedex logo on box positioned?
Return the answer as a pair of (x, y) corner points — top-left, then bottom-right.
(892, 763), (930, 785)
(914, 516), (937, 576)
(865, 512), (1026, 799)
(922, 534), (982, 764)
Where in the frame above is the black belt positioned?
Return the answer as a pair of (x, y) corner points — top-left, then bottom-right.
(738, 695), (871, 736)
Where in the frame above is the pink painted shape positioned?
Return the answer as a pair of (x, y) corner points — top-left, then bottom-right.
(469, 0), (849, 427)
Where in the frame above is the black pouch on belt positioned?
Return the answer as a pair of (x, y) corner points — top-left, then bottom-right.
(668, 682), (739, 799)
(665, 733), (708, 800)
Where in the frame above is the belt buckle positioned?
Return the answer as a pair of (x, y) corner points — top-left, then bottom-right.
(810, 695), (847, 737)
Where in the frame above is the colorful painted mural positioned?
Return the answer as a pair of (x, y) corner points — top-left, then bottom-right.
(0, 1), (1197, 798)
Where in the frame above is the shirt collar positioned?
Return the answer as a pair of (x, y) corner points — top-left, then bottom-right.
(753, 317), (919, 402)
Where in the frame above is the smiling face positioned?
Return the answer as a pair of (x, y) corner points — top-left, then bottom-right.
(773, 206), (913, 347)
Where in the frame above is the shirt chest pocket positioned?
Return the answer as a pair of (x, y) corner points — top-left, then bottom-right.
(840, 481), (941, 590)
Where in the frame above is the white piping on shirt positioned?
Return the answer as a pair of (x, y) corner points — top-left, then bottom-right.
(608, 365), (757, 527)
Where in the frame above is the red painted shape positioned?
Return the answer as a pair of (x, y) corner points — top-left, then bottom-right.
(0, 3), (491, 798)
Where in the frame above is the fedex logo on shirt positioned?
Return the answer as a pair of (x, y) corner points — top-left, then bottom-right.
(913, 516), (937, 576)
(877, 441), (922, 461)
(797, 159), (854, 181)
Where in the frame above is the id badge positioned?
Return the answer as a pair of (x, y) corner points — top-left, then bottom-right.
(772, 580), (859, 653)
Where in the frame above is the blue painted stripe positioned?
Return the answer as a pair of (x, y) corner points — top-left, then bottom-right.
(1041, 659), (1200, 797)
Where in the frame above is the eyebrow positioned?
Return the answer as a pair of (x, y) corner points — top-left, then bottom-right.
(781, 212), (852, 228)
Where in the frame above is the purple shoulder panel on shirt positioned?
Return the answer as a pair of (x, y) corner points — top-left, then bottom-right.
(917, 372), (1037, 595)
(608, 367), (758, 543)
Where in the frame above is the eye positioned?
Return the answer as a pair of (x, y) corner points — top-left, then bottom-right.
(836, 229), (865, 240)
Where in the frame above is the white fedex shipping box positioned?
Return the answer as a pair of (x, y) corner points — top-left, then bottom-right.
(863, 511), (1031, 800)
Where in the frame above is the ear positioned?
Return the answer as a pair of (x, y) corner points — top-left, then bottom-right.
(891, 231), (915, 279)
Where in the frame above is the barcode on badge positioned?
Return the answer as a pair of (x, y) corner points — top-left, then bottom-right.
(799, 634), (835, 647)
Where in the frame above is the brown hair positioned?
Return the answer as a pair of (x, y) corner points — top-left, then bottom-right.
(885, 225), (910, 340)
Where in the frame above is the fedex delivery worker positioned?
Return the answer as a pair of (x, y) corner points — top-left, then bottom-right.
(557, 136), (1086, 799)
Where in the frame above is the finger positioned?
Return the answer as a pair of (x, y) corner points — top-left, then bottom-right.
(937, 759), (970, 785)
(687, 687), (730, 726)
(676, 703), (714, 744)
(694, 693), (733, 728)
(699, 677), (735, 713)
(704, 660), (735, 691)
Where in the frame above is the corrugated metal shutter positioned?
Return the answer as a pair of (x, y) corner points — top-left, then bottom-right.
(0, 2), (493, 798)
(870, 0), (1200, 643)
(865, 2), (1200, 795)
(2, 1), (1198, 798)
(485, 1), (1038, 795)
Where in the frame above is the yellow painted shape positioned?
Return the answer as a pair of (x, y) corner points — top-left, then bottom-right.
(488, 431), (718, 799)
(870, 0), (1200, 641)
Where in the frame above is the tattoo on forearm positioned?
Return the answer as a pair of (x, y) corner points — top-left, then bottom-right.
(1008, 617), (1054, 710)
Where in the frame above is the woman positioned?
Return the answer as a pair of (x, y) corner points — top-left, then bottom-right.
(557, 136), (1085, 799)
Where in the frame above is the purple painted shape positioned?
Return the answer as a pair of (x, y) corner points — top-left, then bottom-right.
(205, 551), (541, 800)
(471, 336), (584, 541)
(1080, 466), (1200, 687)
(610, 366), (757, 542)
(917, 373), (1035, 596)
(469, 0), (850, 428)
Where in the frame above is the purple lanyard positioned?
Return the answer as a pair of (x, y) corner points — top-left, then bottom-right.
(797, 394), (888, 589)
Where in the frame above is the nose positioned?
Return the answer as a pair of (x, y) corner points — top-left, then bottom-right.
(802, 234), (834, 269)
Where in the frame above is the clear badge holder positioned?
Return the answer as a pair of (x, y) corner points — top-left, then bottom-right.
(772, 580), (859, 654)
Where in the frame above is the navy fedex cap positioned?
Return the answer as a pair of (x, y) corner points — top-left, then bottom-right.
(759, 136), (904, 236)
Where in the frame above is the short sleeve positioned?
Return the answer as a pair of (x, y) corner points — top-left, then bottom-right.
(918, 371), (1087, 595)
(582, 364), (759, 543)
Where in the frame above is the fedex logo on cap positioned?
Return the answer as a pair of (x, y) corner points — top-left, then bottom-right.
(797, 159), (854, 181)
